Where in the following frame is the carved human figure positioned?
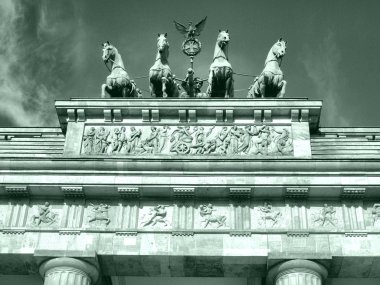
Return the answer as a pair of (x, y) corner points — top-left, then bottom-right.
(93, 127), (108, 154)
(106, 128), (121, 154)
(127, 127), (142, 154)
(228, 125), (241, 154)
(144, 126), (160, 153)
(238, 125), (258, 153)
(83, 127), (96, 154)
(215, 126), (230, 154)
(259, 202), (281, 227)
(252, 125), (271, 155)
(199, 203), (227, 228)
(88, 203), (110, 226)
(314, 204), (336, 227)
(141, 205), (169, 227)
(194, 77), (208, 98)
(371, 204), (380, 225)
(158, 126), (170, 152)
(32, 202), (57, 226)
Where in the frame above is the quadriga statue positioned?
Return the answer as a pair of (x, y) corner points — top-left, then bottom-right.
(248, 38), (287, 98)
(101, 41), (141, 98)
(207, 30), (234, 98)
(149, 33), (179, 98)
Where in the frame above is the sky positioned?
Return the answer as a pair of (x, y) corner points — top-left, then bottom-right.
(0, 0), (380, 128)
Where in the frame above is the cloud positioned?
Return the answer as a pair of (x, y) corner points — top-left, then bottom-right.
(0, 0), (81, 127)
(301, 30), (348, 127)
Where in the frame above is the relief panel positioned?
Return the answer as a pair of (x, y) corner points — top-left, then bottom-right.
(84, 201), (117, 228)
(251, 201), (288, 230)
(194, 203), (230, 230)
(138, 203), (173, 230)
(308, 202), (344, 231)
(28, 201), (62, 227)
(81, 125), (293, 157)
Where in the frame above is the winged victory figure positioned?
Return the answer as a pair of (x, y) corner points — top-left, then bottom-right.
(174, 16), (207, 39)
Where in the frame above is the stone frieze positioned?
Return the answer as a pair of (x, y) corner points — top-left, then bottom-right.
(2, 200), (380, 233)
(81, 125), (293, 156)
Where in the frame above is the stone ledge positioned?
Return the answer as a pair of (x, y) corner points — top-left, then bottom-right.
(5, 186), (29, 197)
(341, 187), (366, 199)
(118, 187), (140, 199)
(171, 231), (194, 236)
(2, 228), (26, 234)
(229, 231), (252, 237)
(59, 230), (81, 235)
(115, 231), (138, 236)
(61, 186), (84, 198)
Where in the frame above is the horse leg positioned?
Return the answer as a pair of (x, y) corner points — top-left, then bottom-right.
(259, 78), (266, 98)
(278, 80), (287, 98)
(225, 75), (233, 98)
(162, 77), (168, 98)
(149, 79), (156, 97)
(206, 70), (213, 96)
(101, 84), (107, 98)
(122, 86), (127, 98)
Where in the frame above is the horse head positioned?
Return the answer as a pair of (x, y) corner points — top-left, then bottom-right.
(217, 30), (230, 49)
(102, 41), (116, 63)
(157, 33), (169, 55)
(271, 38), (287, 59)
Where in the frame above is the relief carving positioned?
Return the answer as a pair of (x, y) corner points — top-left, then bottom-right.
(82, 125), (293, 156)
(88, 203), (111, 226)
(140, 205), (169, 227)
(31, 202), (58, 226)
(199, 204), (227, 228)
(313, 204), (337, 227)
(371, 204), (380, 226)
(259, 202), (281, 227)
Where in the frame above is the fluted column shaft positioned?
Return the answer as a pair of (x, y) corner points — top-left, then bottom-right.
(39, 257), (99, 285)
(267, 259), (328, 285)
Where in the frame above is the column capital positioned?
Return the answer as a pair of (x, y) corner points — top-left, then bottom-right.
(39, 257), (99, 284)
(267, 259), (328, 285)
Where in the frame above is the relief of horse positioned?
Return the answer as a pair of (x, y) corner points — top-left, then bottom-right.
(248, 38), (287, 98)
(149, 33), (179, 98)
(101, 41), (140, 98)
(207, 30), (234, 98)
(261, 210), (281, 227)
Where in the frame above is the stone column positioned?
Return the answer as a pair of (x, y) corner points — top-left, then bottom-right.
(39, 257), (99, 285)
(267, 259), (328, 285)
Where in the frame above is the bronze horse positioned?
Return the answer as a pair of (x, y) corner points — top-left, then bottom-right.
(248, 38), (287, 98)
(101, 41), (140, 98)
(149, 34), (179, 98)
(207, 30), (234, 98)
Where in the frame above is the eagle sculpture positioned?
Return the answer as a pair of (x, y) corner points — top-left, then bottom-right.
(173, 16), (207, 39)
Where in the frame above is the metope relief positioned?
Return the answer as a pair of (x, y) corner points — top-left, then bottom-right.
(31, 202), (58, 227)
(195, 203), (229, 229)
(309, 203), (343, 230)
(81, 125), (293, 157)
(252, 202), (286, 229)
(371, 203), (380, 228)
(87, 203), (111, 227)
(139, 204), (172, 229)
